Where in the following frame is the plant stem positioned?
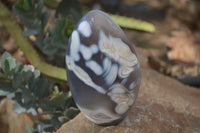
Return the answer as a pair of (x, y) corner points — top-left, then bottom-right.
(0, 2), (67, 84)
(44, 0), (59, 9)
(109, 14), (155, 32)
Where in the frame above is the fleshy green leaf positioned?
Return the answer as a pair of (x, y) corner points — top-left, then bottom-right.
(1, 52), (11, 72)
(15, 62), (23, 73)
(35, 0), (43, 17)
(64, 107), (80, 119)
(7, 92), (15, 99)
(22, 29), (40, 36)
(22, 65), (34, 82)
(33, 120), (54, 132)
(21, 89), (32, 104)
(27, 106), (37, 116)
(4, 57), (16, 75)
(43, 45), (58, 56)
(25, 124), (33, 133)
(33, 69), (40, 79)
(12, 72), (22, 89)
(39, 94), (66, 113)
(11, 91), (22, 102)
(26, 102), (38, 116)
(0, 80), (14, 96)
(13, 102), (26, 114)
(33, 78), (51, 99)
(41, 11), (49, 30)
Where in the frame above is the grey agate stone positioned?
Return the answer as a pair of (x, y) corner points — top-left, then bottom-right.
(65, 10), (141, 125)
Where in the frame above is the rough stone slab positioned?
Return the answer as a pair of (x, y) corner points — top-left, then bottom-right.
(0, 99), (32, 133)
(57, 48), (200, 133)
(0, 99), (50, 133)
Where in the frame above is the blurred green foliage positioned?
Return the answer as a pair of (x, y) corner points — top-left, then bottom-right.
(0, 0), (82, 132)
(0, 52), (77, 132)
(13, 0), (80, 67)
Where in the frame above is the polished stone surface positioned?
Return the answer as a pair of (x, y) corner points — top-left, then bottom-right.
(66, 10), (141, 125)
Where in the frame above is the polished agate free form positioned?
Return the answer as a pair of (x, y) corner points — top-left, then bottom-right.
(65, 10), (141, 125)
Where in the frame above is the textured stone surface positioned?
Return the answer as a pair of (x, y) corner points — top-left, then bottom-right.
(0, 99), (34, 133)
(57, 47), (200, 133)
(0, 99), (49, 133)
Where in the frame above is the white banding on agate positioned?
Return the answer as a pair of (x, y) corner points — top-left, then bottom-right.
(105, 64), (118, 85)
(70, 30), (80, 61)
(108, 84), (134, 114)
(118, 66), (134, 78)
(78, 21), (92, 37)
(85, 60), (103, 75)
(121, 78), (128, 85)
(109, 87), (125, 94)
(80, 45), (93, 60)
(65, 55), (106, 94)
(115, 104), (129, 114)
(103, 57), (112, 77)
(66, 55), (75, 70)
(98, 30), (138, 78)
(99, 30), (138, 66)
(76, 104), (120, 124)
(129, 81), (136, 90)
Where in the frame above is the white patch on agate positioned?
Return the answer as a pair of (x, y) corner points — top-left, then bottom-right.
(105, 64), (118, 85)
(66, 55), (75, 70)
(121, 78), (128, 85)
(98, 30), (138, 67)
(80, 45), (92, 60)
(65, 55), (106, 94)
(78, 21), (92, 37)
(73, 65), (105, 94)
(118, 66), (134, 78)
(76, 104), (120, 124)
(115, 104), (129, 114)
(70, 30), (80, 61)
(129, 81), (136, 90)
(110, 87), (125, 94)
(103, 57), (112, 77)
(85, 60), (103, 75)
(98, 30), (138, 78)
(90, 44), (99, 54)
(108, 84), (134, 114)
